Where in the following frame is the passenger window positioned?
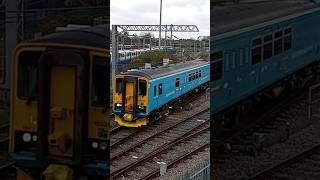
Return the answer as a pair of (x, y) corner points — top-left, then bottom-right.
(263, 34), (273, 60)
(252, 38), (261, 46)
(175, 78), (180, 87)
(274, 31), (283, 55)
(284, 28), (292, 34)
(196, 72), (199, 79)
(18, 51), (41, 99)
(275, 31), (283, 38)
(159, 84), (163, 95)
(284, 36), (292, 51)
(199, 71), (202, 78)
(138, 79), (147, 96)
(251, 38), (262, 64)
(212, 51), (223, 81)
(154, 85), (157, 96)
(188, 74), (192, 82)
(264, 34), (272, 42)
(91, 56), (109, 107)
(284, 28), (292, 51)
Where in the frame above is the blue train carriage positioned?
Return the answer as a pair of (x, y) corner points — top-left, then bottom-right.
(113, 60), (210, 127)
(211, 0), (320, 126)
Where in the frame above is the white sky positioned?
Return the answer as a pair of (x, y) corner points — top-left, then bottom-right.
(110, 0), (209, 39)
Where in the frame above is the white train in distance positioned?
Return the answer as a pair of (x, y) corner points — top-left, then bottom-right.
(111, 45), (173, 62)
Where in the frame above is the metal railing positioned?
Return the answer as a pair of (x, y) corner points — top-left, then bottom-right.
(173, 160), (210, 180)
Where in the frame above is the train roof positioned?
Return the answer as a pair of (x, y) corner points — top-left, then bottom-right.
(28, 25), (109, 49)
(212, 0), (320, 35)
(122, 59), (209, 80)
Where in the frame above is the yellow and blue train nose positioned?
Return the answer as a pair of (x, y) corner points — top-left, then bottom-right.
(114, 113), (148, 127)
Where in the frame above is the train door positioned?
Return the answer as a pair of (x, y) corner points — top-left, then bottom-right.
(125, 82), (134, 112)
(48, 66), (75, 157)
(123, 77), (137, 114)
(38, 49), (89, 164)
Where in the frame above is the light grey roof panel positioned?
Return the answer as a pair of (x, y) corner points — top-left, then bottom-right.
(122, 60), (209, 79)
(212, 0), (319, 35)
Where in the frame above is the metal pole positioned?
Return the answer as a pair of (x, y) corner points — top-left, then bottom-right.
(121, 36), (124, 50)
(3, 0), (18, 89)
(159, 0), (162, 48)
(170, 24), (173, 47)
(165, 24), (167, 51)
(112, 25), (118, 85)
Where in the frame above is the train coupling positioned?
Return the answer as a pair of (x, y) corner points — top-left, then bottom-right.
(123, 113), (133, 121)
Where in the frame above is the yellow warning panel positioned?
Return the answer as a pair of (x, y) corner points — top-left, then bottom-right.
(16, 167), (35, 180)
(42, 164), (73, 180)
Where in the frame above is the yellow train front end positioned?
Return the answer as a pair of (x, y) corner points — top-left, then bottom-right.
(9, 35), (110, 179)
(113, 74), (149, 127)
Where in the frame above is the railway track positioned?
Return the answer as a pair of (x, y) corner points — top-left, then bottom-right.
(213, 85), (318, 179)
(111, 107), (209, 158)
(110, 125), (140, 147)
(111, 122), (210, 179)
(248, 144), (320, 179)
(110, 90), (209, 179)
(0, 160), (15, 176)
(213, 89), (308, 158)
(110, 91), (209, 149)
(110, 90), (209, 148)
(142, 144), (209, 180)
(0, 122), (14, 177)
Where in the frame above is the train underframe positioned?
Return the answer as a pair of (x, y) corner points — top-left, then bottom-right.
(150, 83), (209, 123)
(214, 61), (320, 128)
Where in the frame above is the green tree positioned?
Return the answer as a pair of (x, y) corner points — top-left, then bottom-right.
(123, 51), (180, 71)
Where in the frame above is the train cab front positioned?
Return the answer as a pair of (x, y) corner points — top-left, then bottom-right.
(113, 75), (149, 127)
(9, 44), (110, 179)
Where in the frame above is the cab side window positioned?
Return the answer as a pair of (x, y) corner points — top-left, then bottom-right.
(91, 56), (109, 107)
(138, 79), (147, 96)
(159, 83), (163, 95)
(175, 78), (180, 87)
(18, 51), (41, 99)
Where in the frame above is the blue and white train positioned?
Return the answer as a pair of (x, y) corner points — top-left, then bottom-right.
(212, 0), (320, 126)
(113, 60), (209, 127)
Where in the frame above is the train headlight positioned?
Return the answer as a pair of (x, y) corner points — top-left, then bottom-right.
(137, 105), (147, 113)
(100, 142), (107, 150)
(22, 133), (32, 142)
(92, 142), (99, 149)
(115, 103), (122, 110)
